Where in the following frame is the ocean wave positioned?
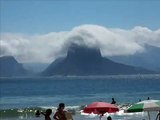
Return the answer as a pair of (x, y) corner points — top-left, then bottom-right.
(0, 105), (84, 118)
(0, 107), (42, 118)
(1, 104), (155, 120)
(0, 103), (144, 118)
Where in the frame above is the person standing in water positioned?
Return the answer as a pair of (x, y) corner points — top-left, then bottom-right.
(53, 103), (67, 120)
(35, 110), (40, 117)
(41, 109), (52, 120)
(111, 98), (116, 104)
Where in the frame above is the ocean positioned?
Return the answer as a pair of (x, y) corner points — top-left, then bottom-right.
(0, 74), (160, 120)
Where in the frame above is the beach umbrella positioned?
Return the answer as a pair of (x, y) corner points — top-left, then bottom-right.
(127, 100), (160, 120)
(83, 102), (119, 114)
(83, 102), (119, 120)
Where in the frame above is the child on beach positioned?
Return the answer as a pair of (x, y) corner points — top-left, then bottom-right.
(41, 109), (52, 120)
(35, 110), (40, 117)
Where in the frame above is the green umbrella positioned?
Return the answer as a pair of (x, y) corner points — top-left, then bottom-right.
(127, 100), (160, 120)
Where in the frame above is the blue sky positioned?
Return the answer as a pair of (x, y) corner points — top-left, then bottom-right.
(1, 0), (160, 63)
(1, 0), (160, 34)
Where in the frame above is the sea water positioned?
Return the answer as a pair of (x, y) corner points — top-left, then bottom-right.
(0, 74), (160, 120)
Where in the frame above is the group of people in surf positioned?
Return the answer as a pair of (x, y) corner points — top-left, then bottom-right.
(35, 98), (117, 120)
(35, 103), (73, 120)
(35, 98), (160, 120)
(35, 102), (113, 120)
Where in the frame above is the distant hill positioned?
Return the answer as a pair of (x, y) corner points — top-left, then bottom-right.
(109, 45), (160, 72)
(41, 44), (154, 76)
(0, 56), (28, 77)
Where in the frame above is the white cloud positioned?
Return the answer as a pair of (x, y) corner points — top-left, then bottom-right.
(0, 24), (160, 63)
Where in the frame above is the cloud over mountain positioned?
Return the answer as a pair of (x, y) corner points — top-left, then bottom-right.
(0, 24), (160, 63)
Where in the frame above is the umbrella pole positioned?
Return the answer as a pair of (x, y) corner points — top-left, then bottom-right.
(147, 111), (151, 120)
(99, 115), (101, 120)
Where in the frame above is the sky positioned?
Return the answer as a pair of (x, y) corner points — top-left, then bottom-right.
(1, 0), (160, 33)
(0, 0), (160, 63)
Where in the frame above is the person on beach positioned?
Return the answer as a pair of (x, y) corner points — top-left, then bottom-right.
(41, 109), (52, 120)
(54, 103), (73, 120)
(107, 116), (112, 120)
(111, 98), (116, 104)
(35, 110), (40, 117)
(53, 103), (67, 120)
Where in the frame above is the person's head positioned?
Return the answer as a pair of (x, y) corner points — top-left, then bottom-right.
(58, 103), (65, 110)
(36, 110), (40, 113)
(35, 110), (40, 117)
(46, 109), (52, 116)
(107, 116), (112, 120)
(112, 98), (115, 101)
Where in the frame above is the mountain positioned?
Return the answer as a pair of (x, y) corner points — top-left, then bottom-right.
(108, 45), (160, 72)
(41, 44), (154, 76)
(0, 56), (28, 77)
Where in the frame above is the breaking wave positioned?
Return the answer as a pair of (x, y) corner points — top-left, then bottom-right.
(0, 103), (142, 118)
(0, 105), (84, 118)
